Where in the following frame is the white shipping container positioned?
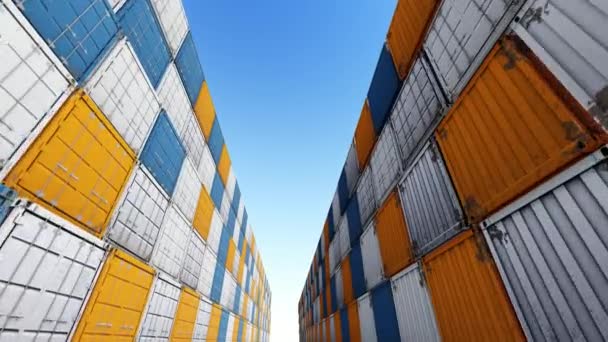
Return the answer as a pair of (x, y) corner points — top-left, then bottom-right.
(232, 250), (240, 278)
(391, 263), (441, 342)
(225, 314), (235, 341)
(173, 157), (202, 222)
(334, 266), (344, 310)
(199, 145), (216, 193)
(181, 231), (206, 290)
(85, 37), (160, 154)
(360, 222), (384, 291)
(338, 217), (350, 261)
(512, 0), (608, 127)
(345, 143), (360, 196)
(0, 203), (105, 341)
(236, 199), (245, 228)
(221, 270), (236, 309)
(226, 168), (237, 203)
(193, 298), (213, 341)
(151, 0), (189, 56)
(357, 293), (377, 342)
(181, 114), (206, 170)
(151, 205), (190, 278)
(329, 314), (336, 342)
(157, 63), (191, 137)
(220, 191), (231, 223)
(483, 147), (608, 342)
(328, 232), (339, 273)
(356, 166), (376, 228)
(370, 125), (401, 203)
(207, 209), (223, 254)
(331, 191), (342, 226)
(138, 273), (180, 340)
(198, 248), (217, 298)
(0, 2), (71, 170)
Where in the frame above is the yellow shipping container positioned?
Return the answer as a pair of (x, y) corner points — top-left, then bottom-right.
(218, 145), (231, 185)
(193, 189), (214, 240)
(194, 81), (216, 139)
(4, 89), (135, 237)
(170, 287), (200, 341)
(72, 249), (154, 341)
(206, 304), (223, 341)
(436, 36), (607, 223)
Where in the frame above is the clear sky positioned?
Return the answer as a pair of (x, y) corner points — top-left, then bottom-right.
(182, 1), (396, 340)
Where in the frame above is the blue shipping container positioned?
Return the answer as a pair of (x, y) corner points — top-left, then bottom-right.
(19, 0), (118, 80)
(240, 209), (248, 235)
(371, 281), (401, 341)
(117, 0), (171, 88)
(337, 171), (349, 215)
(340, 307), (350, 342)
(211, 262), (225, 302)
(208, 119), (225, 163)
(226, 209), (236, 236)
(218, 309), (229, 340)
(232, 182), (241, 213)
(330, 274), (338, 313)
(346, 199), (362, 247)
(140, 111), (186, 196)
(217, 228), (230, 264)
(174, 32), (205, 105)
(237, 318), (245, 342)
(0, 184), (17, 225)
(211, 172), (225, 209)
(327, 209), (335, 242)
(349, 244), (366, 298)
(367, 44), (401, 134)
(234, 285), (241, 312)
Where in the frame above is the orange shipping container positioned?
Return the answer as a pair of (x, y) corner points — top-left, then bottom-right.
(4, 90), (135, 237)
(423, 230), (524, 341)
(170, 287), (200, 341)
(341, 256), (354, 305)
(436, 36), (607, 223)
(387, 0), (440, 79)
(334, 312), (343, 342)
(194, 81), (216, 139)
(375, 191), (413, 277)
(354, 101), (377, 170)
(347, 301), (361, 342)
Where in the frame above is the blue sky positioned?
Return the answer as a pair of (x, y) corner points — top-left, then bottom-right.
(182, 1), (396, 340)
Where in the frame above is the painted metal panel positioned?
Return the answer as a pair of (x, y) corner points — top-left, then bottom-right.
(483, 149), (608, 341)
(345, 197), (362, 247)
(117, 0), (171, 88)
(370, 125), (401, 203)
(181, 114), (206, 170)
(423, 230), (525, 341)
(513, 0), (608, 128)
(138, 273), (180, 340)
(349, 243), (366, 300)
(181, 230), (206, 290)
(391, 263), (440, 342)
(399, 140), (464, 256)
(354, 101), (377, 170)
(107, 165), (169, 261)
(208, 120), (224, 164)
(170, 287), (200, 341)
(4, 90), (135, 237)
(17, 0), (118, 80)
(72, 249), (154, 340)
(173, 157), (202, 222)
(199, 145), (216, 193)
(0, 203), (105, 341)
(140, 111), (186, 197)
(436, 37), (607, 224)
(371, 281), (401, 340)
(424, 0), (524, 101)
(345, 143), (360, 196)
(193, 298), (212, 341)
(175, 32), (205, 105)
(357, 293), (377, 342)
(390, 57), (445, 166)
(0, 2), (71, 169)
(85, 37), (159, 153)
(367, 44), (401, 134)
(375, 191), (413, 277)
(156, 63), (191, 137)
(356, 167), (375, 227)
(198, 248), (217, 298)
(151, 205), (190, 278)
(360, 222), (384, 291)
(150, 0), (189, 56)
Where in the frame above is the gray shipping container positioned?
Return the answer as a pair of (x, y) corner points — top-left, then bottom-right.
(483, 147), (608, 342)
(370, 124), (401, 204)
(399, 139), (464, 256)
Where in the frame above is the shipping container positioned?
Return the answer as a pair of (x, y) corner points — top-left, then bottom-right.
(156, 63), (193, 137)
(150, 0), (189, 56)
(344, 143), (360, 196)
(370, 125), (401, 203)
(0, 1), (72, 170)
(0, 202), (106, 341)
(424, 0), (525, 101)
(337, 217), (350, 262)
(436, 36), (607, 224)
(345, 197), (362, 247)
(72, 249), (155, 340)
(367, 45), (401, 134)
(193, 297), (213, 341)
(199, 145), (217, 193)
(355, 167), (376, 228)
(0, 184), (16, 224)
(85, 37), (160, 154)
(359, 222), (384, 291)
(399, 139), (464, 256)
(391, 263), (440, 342)
(182, 114), (207, 170)
(357, 293), (377, 342)
(423, 230), (525, 341)
(198, 248), (217, 298)
(512, 0), (608, 129)
(170, 287), (200, 340)
(107, 165), (169, 261)
(175, 32), (205, 105)
(194, 81), (216, 140)
(354, 101), (376, 170)
(483, 147), (608, 341)
(181, 230), (206, 290)
(138, 273), (181, 340)
(117, 0), (171, 88)
(4, 90), (135, 237)
(375, 191), (413, 277)
(150, 205), (190, 278)
(341, 256), (353, 305)
(331, 191), (342, 229)
(207, 209), (224, 254)
(173, 157), (202, 222)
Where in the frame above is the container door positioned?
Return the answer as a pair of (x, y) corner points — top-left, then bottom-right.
(370, 125), (401, 203)
(356, 167), (376, 227)
(151, 205), (190, 278)
(155, 63), (192, 137)
(150, 0), (189, 56)
(173, 157), (202, 222)
(360, 223), (385, 290)
(181, 231), (206, 289)
(138, 273), (180, 339)
(170, 287), (200, 341)
(357, 294), (377, 342)
(193, 298), (213, 341)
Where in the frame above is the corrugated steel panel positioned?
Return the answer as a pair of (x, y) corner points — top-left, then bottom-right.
(170, 287), (200, 341)
(483, 148), (608, 341)
(138, 273), (180, 340)
(4, 90), (135, 237)
(387, 0), (440, 79)
(357, 293), (377, 342)
(181, 114), (206, 170)
(436, 37), (607, 224)
(198, 248), (217, 298)
(0, 2), (71, 169)
(423, 230), (525, 341)
(354, 101), (376, 170)
(117, 0), (170, 88)
(107, 165), (169, 261)
(193, 298), (212, 341)
(181, 230), (206, 289)
(0, 203), (105, 341)
(356, 167), (376, 227)
(140, 111), (186, 196)
(345, 143), (360, 196)
(390, 57), (445, 166)
(72, 249), (154, 340)
(424, 0), (524, 101)
(367, 45), (401, 134)
(375, 191), (413, 277)
(156, 63), (191, 137)
(360, 222), (384, 291)
(175, 32), (205, 105)
(151, 205), (190, 278)
(512, 0), (608, 129)
(85, 37), (159, 153)
(370, 125), (401, 203)
(399, 139), (464, 256)
(150, 0), (189, 56)
(391, 263), (440, 342)
(173, 157), (202, 222)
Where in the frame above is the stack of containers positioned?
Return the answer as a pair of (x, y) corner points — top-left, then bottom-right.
(0, 0), (271, 340)
(299, 0), (608, 341)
